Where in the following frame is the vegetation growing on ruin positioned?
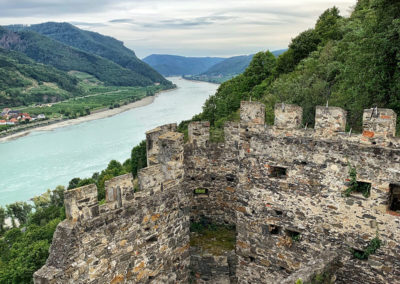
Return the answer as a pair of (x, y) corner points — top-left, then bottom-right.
(343, 163), (371, 198)
(351, 236), (382, 260)
(190, 220), (236, 255)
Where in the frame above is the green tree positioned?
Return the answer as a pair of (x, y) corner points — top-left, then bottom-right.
(6, 202), (32, 226)
(0, 206), (5, 233)
(315, 7), (343, 43)
(131, 140), (147, 177)
(67, 177), (81, 190)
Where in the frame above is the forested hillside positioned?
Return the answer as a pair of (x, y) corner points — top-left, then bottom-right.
(183, 49), (287, 83)
(192, 0), (400, 133)
(202, 55), (254, 77)
(142, 54), (225, 76)
(0, 48), (81, 106)
(0, 27), (157, 87)
(7, 23), (171, 86)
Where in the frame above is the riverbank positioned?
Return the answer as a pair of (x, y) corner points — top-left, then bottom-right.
(0, 88), (173, 143)
(181, 76), (221, 85)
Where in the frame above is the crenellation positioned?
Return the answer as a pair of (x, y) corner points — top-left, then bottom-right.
(188, 121), (210, 147)
(64, 184), (99, 222)
(363, 108), (397, 139)
(105, 173), (134, 208)
(35, 101), (400, 284)
(145, 123), (177, 166)
(274, 103), (303, 129)
(315, 105), (347, 134)
(240, 101), (265, 125)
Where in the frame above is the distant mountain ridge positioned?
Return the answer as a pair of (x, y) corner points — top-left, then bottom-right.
(201, 54), (254, 77)
(7, 22), (170, 86)
(155, 49), (288, 83)
(142, 54), (225, 76)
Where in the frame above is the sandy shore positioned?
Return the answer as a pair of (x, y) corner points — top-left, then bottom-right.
(0, 94), (158, 143)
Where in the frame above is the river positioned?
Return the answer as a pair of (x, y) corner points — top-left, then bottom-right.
(0, 77), (218, 206)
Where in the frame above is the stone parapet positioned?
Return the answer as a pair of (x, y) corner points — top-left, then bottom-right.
(188, 121), (210, 147)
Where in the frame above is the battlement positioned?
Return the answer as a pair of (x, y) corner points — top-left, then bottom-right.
(104, 173), (134, 208)
(315, 106), (347, 134)
(274, 103), (303, 129)
(240, 101), (265, 125)
(146, 123), (177, 166)
(362, 108), (396, 138)
(64, 184), (99, 222)
(188, 121), (210, 147)
(36, 100), (400, 284)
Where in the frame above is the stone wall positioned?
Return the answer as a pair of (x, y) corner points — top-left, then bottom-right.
(35, 101), (400, 283)
(34, 129), (190, 284)
(235, 103), (400, 284)
(183, 120), (239, 225)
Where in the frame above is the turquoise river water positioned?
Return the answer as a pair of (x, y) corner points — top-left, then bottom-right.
(0, 77), (218, 206)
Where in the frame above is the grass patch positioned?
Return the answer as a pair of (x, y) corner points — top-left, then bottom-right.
(190, 221), (235, 255)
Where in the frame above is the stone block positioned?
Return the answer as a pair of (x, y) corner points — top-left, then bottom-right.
(146, 123), (177, 166)
(188, 121), (210, 147)
(240, 101), (265, 125)
(64, 184), (99, 222)
(363, 108), (396, 138)
(315, 106), (347, 133)
(274, 103), (302, 129)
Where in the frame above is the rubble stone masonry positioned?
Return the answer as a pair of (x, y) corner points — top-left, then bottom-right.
(35, 101), (400, 283)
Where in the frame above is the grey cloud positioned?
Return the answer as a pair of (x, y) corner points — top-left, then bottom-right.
(70, 21), (108, 27)
(109, 19), (134, 24)
(0, 0), (118, 17)
(135, 15), (237, 29)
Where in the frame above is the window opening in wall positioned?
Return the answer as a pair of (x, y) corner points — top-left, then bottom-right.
(146, 236), (158, 243)
(268, 224), (281, 235)
(389, 183), (400, 212)
(194, 188), (208, 195)
(275, 210), (283, 216)
(285, 229), (301, 242)
(269, 166), (287, 178)
(226, 174), (235, 182)
(249, 256), (255, 262)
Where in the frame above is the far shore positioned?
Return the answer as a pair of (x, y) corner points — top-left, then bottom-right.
(0, 88), (175, 143)
(181, 76), (221, 85)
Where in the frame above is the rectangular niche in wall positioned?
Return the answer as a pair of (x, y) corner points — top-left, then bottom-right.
(269, 166), (287, 178)
(389, 183), (400, 212)
(194, 188), (209, 196)
(262, 224), (281, 235)
(285, 229), (301, 242)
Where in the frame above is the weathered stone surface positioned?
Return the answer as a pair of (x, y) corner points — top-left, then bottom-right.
(362, 108), (397, 139)
(146, 123), (177, 166)
(35, 101), (400, 284)
(315, 106), (347, 134)
(189, 121), (210, 147)
(274, 103), (303, 129)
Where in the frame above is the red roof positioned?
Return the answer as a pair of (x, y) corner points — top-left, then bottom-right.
(10, 118), (18, 122)
(0, 120), (5, 123)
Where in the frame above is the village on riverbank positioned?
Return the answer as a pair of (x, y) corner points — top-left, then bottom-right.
(1, 108), (46, 126)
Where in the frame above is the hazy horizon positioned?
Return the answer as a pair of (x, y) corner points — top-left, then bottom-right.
(0, 0), (356, 58)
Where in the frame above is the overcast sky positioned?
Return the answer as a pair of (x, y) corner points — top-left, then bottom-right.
(0, 0), (356, 58)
